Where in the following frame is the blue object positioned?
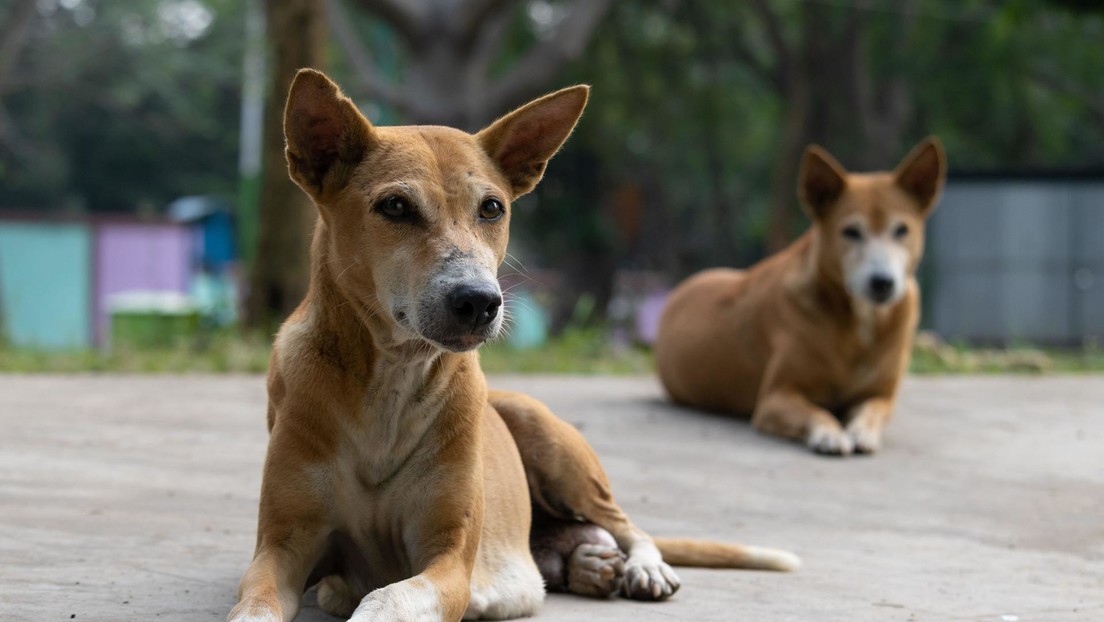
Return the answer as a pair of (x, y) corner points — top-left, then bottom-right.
(0, 222), (92, 349)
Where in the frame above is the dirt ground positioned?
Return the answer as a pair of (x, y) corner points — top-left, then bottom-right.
(1, 375), (1101, 621)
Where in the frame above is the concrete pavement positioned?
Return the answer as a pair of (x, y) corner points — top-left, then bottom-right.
(1, 375), (1101, 621)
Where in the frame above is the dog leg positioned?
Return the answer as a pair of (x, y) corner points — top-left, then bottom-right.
(845, 397), (894, 453)
(229, 427), (334, 622)
(228, 522), (329, 622)
(752, 391), (853, 456)
(490, 391), (680, 602)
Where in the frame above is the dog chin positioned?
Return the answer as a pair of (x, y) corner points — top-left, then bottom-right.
(424, 334), (491, 353)
(860, 292), (902, 307)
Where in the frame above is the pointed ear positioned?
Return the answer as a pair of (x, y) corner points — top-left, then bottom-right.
(798, 145), (848, 219)
(476, 85), (589, 198)
(284, 68), (375, 197)
(895, 136), (946, 214)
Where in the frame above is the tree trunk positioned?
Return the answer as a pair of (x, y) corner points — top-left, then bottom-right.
(765, 3), (863, 252)
(245, 0), (326, 329)
(343, 0), (613, 129)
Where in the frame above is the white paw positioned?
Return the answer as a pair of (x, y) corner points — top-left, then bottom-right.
(349, 578), (440, 622)
(227, 604), (280, 622)
(567, 543), (624, 598)
(806, 422), (854, 456)
(846, 418), (883, 454)
(621, 558), (680, 601)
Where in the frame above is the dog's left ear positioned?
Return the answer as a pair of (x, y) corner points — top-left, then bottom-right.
(894, 136), (946, 215)
(477, 85), (589, 198)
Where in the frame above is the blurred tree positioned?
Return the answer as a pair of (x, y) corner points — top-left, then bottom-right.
(0, 0), (37, 156)
(331, 0), (613, 129)
(726, 0), (921, 251)
(0, 0), (244, 212)
(2, 0), (1103, 334)
(245, 0), (325, 327)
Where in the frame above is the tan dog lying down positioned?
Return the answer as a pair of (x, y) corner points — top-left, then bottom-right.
(656, 138), (946, 456)
(228, 69), (797, 622)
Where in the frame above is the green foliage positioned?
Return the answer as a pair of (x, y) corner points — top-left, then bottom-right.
(3, 328), (1103, 375)
(522, 0), (1104, 282)
(0, 0), (246, 212)
(480, 328), (653, 375)
(0, 329), (271, 373)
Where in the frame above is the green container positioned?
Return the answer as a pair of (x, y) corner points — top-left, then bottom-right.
(108, 291), (199, 349)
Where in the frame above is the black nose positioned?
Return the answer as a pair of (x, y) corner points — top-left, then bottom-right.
(448, 285), (502, 329)
(868, 274), (895, 302)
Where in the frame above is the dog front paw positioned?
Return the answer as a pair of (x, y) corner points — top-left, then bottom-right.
(621, 558), (680, 601)
(227, 601), (280, 622)
(349, 578), (440, 622)
(845, 417), (883, 454)
(806, 421), (854, 456)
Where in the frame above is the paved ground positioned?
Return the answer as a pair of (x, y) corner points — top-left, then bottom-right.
(1, 375), (1101, 622)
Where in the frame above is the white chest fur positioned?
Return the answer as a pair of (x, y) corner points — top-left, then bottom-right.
(352, 351), (448, 487)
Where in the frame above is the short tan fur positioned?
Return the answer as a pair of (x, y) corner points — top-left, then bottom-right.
(229, 70), (798, 622)
(657, 138), (946, 455)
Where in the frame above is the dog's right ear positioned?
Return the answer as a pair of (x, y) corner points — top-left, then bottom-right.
(284, 68), (375, 198)
(477, 85), (589, 198)
(798, 145), (848, 219)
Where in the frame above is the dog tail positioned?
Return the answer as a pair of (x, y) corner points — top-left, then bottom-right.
(654, 538), (801, 572)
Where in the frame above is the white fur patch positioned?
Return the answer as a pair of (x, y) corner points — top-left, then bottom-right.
(843, 234), (909, 305)
(806, 421), (855, 455)
(464, 555), (544, 620)
(622, 541), (680, 601)
(846, 406), (885, 453)
(349, 577), (441, 622)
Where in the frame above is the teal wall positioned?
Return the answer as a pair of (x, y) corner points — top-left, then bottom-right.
(0, 222), (92, 349)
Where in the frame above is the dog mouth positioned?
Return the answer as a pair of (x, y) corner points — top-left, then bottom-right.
(432, 333), (493, 353)
(865, 291), (897, 306)
(399, 307), (501, 353)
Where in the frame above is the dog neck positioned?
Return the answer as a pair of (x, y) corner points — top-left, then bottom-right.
(278, 222), (484, 482)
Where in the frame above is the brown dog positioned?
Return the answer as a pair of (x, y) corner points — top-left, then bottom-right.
(228, 69), (797, 622)
(656, 138), (946, 456)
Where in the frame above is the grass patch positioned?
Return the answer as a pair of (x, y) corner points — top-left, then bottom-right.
(910, 332), (1104, 374)
(0, 331), (271, 374)
(479, 329), (653, 375)
(1, 328), (1102, 375)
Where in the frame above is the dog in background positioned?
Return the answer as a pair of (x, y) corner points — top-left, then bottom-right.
(228, 69), (798, 622)
(656, 138), (946, 456)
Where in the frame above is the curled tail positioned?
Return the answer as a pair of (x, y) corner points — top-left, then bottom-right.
(654, 537), (801, 572)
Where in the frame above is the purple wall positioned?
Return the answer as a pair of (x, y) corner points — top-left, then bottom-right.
(94, 223), (192, 345)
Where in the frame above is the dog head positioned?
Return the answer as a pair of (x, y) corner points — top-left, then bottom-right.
(282, 69), (587, 352)
(798, 137), (946, 307)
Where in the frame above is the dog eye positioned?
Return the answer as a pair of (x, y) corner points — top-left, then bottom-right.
(479, 198), (506, 221)
(377, 195), (412, 220)
(893, 223), (909, 239)
(841, 225), (863, 241)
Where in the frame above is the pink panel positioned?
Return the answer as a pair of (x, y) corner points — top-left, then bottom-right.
(94, 223), (193, 345)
